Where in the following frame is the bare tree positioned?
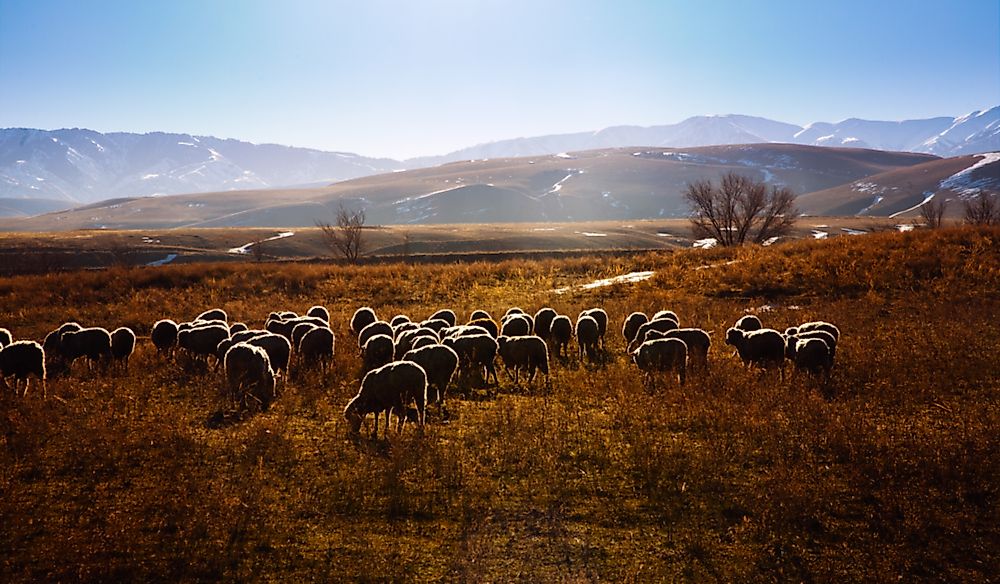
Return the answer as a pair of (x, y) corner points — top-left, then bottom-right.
(684, 172), (798, 246)
(251, 238), (266, 263)
(317, 202), (366, 262)
(919, 197), (949, 229)
(962, 191), (999, 226)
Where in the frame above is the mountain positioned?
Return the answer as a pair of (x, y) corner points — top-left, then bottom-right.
(796, 152), (1000, 218)
(0, 128), (402, 208)
(0, 144), (935, 231)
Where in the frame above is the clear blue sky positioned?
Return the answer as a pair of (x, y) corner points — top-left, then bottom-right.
(1, 0), (997, 159)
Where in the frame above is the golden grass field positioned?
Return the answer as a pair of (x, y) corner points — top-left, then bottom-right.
(1, 226), (998, 581)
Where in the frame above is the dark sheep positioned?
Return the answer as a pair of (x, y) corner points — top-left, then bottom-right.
(350, 307), (378, 336)
(0, 340), (46, 398)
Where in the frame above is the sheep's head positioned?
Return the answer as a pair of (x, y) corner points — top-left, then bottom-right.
(725, 327), (744, 347)
(344, 398), (365, 434)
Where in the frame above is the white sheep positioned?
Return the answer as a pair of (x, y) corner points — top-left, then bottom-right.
(178, 323), (230, 364)
(196, 308), (228, 323)
(631, 337), (687, 386)
(466, 318), (499, 339)
(292, 322), (321, 349)
(394, 328), (439, 360)
(725, 327), (785, 374)
(344, 360), (427, 438)
(627, 318), (679, 353)
(358, 321), (394, 351)
(61, 327), (113, 369)
(402, 344), (459, 408)
(785, 330), (838, 361)
(580, 308), (608, 350)
(795, 321), (841, 342)
(653, 328), (711, 371)
(350, 307), (378, 336)
(0, 340), (46, 398)
(362, 334), (395, 375)
(497, 335), (549, 384)
(246, 333), (291, 374)
(410, 336), (438, 351)
(652, 310), (680, 325)
(224, 342), (276, 410)
(442, 333), (498, 385)
(790, 337), (833, 377)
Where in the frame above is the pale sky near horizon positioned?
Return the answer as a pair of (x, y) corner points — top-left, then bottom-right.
(1, 0), (997, 159)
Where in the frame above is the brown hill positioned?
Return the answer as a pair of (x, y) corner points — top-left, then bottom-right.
(0, 144), (936, 231)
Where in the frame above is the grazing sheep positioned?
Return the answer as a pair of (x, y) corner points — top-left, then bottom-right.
(61, 327), (113, 368)
(622, 312), (650, 345)
(580, 308), (608, 350)
(358, 321), (394, 350)
(533, 307), (557, 339)
(196, 308), (228, 323)
(231, 329), (269, 343)
(575, 315), (600, 363)
(0, 340), (46, 398)
(44, 321), (82, 358)
(631, 338), (687, 385)
(344, 360), (428, 438)
(177, 324), (230, 363)
(362, 334), (395, 374)
(428, 309), (457, 327)
(306, 305), (330, 323)
(390, 314), (411, 328)
(266, 316), (328, 340)
(549, 315), (573, 358)
(110, 327), (136, 373)
(229, 322), (249, 334)
(652, 310), (680, 325)
(299, 326), (335, 373)
(785, 330), (838, 361)
(504, 307), (525, 318)
(403, 344), (459, 407)
(796, 321), (841, 342)
(0, 328), (11, 349)
(467, 318), (499, 339)
(410, 336), (438, 351)
(789, 337), (833, 377)
(224, 343), (277, 410)
(292, 322), (321, 349)
(350, 307), (378, 336)
(500, 314), (531, 337)
(420, 319), (451, 335)
(442, 324), (491, 339)
(726, 327), (785, 374)
(627, 318), (680, 353)
(443, 333), (499, 385)
(734, 315), (762, 332)
(469, 309), (493, 322)
(394, 328), (439, 360)
(657, 328), (712, 371)
(497, 335), (549, 384)
(392, 321), (419, 339)
(246, 333), (291, 374)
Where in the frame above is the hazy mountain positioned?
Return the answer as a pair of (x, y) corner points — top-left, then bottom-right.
(0, 128), (402, 208)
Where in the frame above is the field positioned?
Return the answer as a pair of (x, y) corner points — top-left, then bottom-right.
(1, 226), (998, 581)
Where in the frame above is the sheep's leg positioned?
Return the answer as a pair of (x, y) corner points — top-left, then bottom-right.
(371, 412), (379, 440)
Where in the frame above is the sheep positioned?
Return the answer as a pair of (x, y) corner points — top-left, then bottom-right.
(650, 328), (712, 371)
(292, 322), (321, 349)
(725, 327), (785, 374)
(500, 314), (531, 337)
(442, 324), (491, 339)
(467, 318), (499, 339)
(394, 328), (439, 360)
(299, 326), (335, 373)
(350, 307), (378, 336)
(224, 342), (276, 410)
(789, 337), (833, 377)
(428, 309), (457, 327)
(631, 338), (687, 386)
(734, 315), (762, 332)
(796, 321), (841, 342)
(266, 316), (328, 341)
(358, 321), (394, 350)
(150, 319), (179, 356)
(420, 319), (451, 335)
(0, 340), (46, 398)
(622, 312), (650, 345)
(410, 336), (438, 351)
(306, 305), (330, 323)
(61, 327), (113, 369)
(196, 308), (228, 323)
(504, 307), (525, 317)
(497, 335), (549, 384)
(177, 324), (230, 364)
(344, 360), (427, 438)
(402, 344), (459, 408)
(229, 322), (249, 334)
(549, 315), (573, 359)
(785, 330), (838, 361)
(575, 315), (600, 363)
(42, 322), (81, 377)
(443, 333), (499, 385)
(627, 318), (680, 353)
(246, 333), (291, 375)
(652, 310), (680, 325)
(392, 321), (419, 339)
(0, 327), (11, 349)
(231, 329), (269, 343)
(389, 314), (411, 328)
(110, 327), (136, 373)
(580, 308), (608, 350)
(469, 309), (493, 322)
(533, 307), (557, 339)
(362, 334), (395, 375)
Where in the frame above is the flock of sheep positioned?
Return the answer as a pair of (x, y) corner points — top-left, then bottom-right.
(0, 303), (840, 440)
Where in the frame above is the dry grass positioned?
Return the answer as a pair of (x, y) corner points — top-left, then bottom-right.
(1, 226), (998, 582)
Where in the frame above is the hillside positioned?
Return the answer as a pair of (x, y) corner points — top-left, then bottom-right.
(0, 144), (936, 231)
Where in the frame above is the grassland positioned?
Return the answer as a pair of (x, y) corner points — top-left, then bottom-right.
(1, 227), (998, 582)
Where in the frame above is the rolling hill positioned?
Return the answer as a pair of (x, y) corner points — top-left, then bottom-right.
(0, 144), (936, 231)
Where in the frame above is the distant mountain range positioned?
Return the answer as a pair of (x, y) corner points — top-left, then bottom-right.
(0, 106), (997, 218)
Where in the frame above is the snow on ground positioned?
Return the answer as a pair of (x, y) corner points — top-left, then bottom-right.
(693, 238), (717, 249)
(228, 231), (295, 254)
(532, 227), (556, 231)
(857, 195), (884, 215)
(939, 152), (1000, 196)
(762, 236), (781, 246)
(554, 153), (575, 159)
(841, 228), (868, 236)
(811, 230), (828, 239)
(896, 224), (918, 232)
(146, 254), (178, 267)
(889, 192), (935, 218)
(545, 170), (582, 196)
(553, 271), (654, 294)
(577, 232), (607, 237)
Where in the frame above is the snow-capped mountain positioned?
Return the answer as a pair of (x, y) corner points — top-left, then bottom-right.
(0, 129), (402, 205)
